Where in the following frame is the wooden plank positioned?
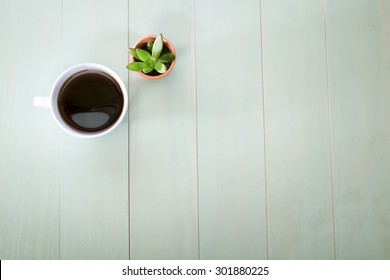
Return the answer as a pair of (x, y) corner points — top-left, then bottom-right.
(326, 0), (390, 259)
(129, 0), (198, 259)
(0, 0), (61, 259)
(196, 0), (267, 259)
(262, 0), (334, 259)
(60, 0), (129, 259)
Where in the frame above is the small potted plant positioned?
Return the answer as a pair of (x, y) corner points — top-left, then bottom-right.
(127, 34), (176, 80)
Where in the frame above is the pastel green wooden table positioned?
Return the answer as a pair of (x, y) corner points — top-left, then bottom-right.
(1, 0), (389, 260)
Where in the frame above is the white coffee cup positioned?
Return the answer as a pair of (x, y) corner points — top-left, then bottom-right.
(34, 63), (128, 138)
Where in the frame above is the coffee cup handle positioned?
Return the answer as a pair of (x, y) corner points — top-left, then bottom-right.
(33, 96), (50, 108)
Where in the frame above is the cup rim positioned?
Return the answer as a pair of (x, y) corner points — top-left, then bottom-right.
(50, 63), (128, 138)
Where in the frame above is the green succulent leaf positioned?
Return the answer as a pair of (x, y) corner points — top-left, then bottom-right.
(147, 42), (154, 52)
(152, 34), (163, 59)
(158, 53), (175, 63)
(127, 62), (145, 72)
(154, 62), (167, 74)
(136, 48), (152, 62)
(129, 48), (140, 60)
(144, 58), (155, 69)
(143, 66), (154, 74)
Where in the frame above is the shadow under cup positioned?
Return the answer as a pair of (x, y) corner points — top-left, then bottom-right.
(57, 70), (124, 134)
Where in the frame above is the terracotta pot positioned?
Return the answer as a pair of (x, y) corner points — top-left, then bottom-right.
(130, 35), (176, 80)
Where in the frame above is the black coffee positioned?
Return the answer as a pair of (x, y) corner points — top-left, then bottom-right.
(58, 70), (124, 133)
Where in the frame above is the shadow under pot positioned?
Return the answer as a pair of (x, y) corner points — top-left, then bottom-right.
(130, 35), (176, 80)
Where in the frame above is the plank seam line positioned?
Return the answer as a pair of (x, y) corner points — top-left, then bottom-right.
(259, 0), (269, 260)
(322, 0), (337, 260)
(59, 0), (64, 260)
(127, 0), (131, 260)
(193, 0), (201, 261)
